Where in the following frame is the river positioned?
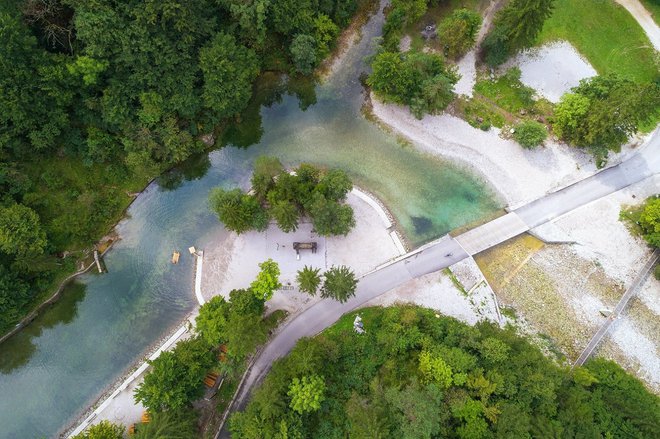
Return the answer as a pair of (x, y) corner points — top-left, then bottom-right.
(0, 2), (500, 437)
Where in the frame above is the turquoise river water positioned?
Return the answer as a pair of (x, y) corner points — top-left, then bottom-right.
(0, 3), (501, 438)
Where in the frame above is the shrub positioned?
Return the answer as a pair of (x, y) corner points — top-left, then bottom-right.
(512, 120), (547, 148)
(438, 9), (482, 59)
(368, 50), (459, 118)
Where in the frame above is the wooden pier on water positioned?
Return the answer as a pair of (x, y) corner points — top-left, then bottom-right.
(93, 250), (103, 273)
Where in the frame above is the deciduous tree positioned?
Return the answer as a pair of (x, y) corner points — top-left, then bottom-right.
(287, 375), (326, 414)
(250, 259), (282, 300)
(0, 203), (47, 256)
(200, 33), (260, 120)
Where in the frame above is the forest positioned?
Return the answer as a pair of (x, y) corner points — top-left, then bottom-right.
(0, 0), (363, 334)
(230, 305), (660, 438)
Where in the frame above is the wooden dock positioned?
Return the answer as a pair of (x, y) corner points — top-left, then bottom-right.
(93, 250), (103, 273)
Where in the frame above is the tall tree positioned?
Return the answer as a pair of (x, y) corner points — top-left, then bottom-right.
(321, 265), (357, 303)
(209, 188), (269, 234)
(134, 336), (214, 412)
(200, 33), (260, 121)
(482, 0), (555, 66)
(250, 259), (282, 300)
(296, 266), (321, 296)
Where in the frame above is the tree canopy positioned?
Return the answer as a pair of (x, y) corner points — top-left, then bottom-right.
(209, 158), (355, 236)
(230, 305), (660, 438)
(552, 75), (660, 165)
(296, 266), (322, 296)
(134, 336), (215, 412)
(368, 50), (459, 119)
(438, 9), (482, 59)
(321, 265), (357, 303)
(482, 0), (555, 66)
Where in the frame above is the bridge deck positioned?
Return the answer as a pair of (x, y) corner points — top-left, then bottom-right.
(455, 212), (529, 255)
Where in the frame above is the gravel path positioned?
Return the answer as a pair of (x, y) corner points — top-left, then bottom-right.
(615, 0), (660, 50)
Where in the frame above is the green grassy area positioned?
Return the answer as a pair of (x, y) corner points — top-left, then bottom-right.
(537, 0), (659, 83)
(455, 68), (554, 130)
(442, 268), (468, 296)
(474, 68), (536, 113)
(641, 0), (660, 25)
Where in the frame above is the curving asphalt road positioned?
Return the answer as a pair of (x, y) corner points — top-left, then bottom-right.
(216, 130), (659, 437)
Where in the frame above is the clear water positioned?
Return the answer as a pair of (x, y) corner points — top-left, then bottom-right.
(0, 2), (501, 438)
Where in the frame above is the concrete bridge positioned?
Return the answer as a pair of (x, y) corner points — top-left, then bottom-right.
(217, 130), (659, 437)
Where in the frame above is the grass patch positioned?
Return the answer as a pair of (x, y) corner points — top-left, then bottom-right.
(454, 96), (508, 128)
(443, 267), (468, 296)
(537, 0), (659, 83)
(474, 68), (536, 114)
(640, 0), (660, 25)
(20, 156), (147, 251)
(456, 68), (555, 131)
(619, 202), (646, 236)
(323, 307), (382, 337)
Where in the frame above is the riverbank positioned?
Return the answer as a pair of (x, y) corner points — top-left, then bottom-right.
(0, 233), (118, 345)
(370, 93), (648, 209)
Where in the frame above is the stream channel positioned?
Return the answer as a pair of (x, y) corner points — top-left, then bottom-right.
(0, 2), (501, 437)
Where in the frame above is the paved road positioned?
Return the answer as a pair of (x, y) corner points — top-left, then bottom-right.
(218, 130), (659, 437)
(574, 249), (659, 367)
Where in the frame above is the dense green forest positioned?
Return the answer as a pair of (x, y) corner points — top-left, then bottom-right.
(230, 305), (660, 438)
(0, 0), (363, 334)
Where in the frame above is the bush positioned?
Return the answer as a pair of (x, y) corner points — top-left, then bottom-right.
(368, 51), (459, 118)
(639, 196), (660, 248)
(654, 264), (660, 280)
(438, 9), (482, 59)
(512, 120), (547, 148)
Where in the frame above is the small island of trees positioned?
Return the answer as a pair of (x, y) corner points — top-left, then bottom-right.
(209, 157), (356, 236)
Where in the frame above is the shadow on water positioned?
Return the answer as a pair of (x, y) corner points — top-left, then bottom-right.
(0, 282), (86, 374)
(220, 73), (319, 150)
(156, 153), (212, 192)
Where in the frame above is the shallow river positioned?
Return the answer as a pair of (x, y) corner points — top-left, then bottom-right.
(0, 3), (500, 438)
